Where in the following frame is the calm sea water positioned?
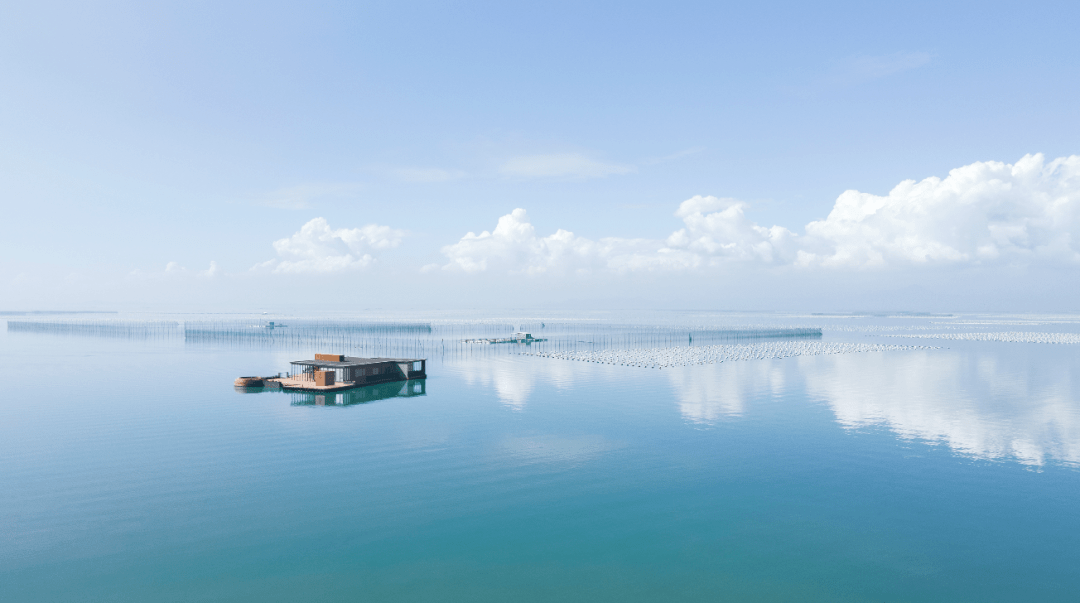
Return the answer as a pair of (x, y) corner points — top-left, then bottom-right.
(2, 314), (1079, 602)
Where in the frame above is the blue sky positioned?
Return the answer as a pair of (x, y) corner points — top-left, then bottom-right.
(2, 1), (1079, 311)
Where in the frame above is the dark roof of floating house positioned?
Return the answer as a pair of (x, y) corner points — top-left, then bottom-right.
(290, 356), (424, 368)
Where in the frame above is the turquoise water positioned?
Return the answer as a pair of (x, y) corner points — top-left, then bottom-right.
(2, 316), (1079, 601)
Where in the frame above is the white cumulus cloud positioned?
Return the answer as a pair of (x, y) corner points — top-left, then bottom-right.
(255, 218), (405, 274)
(442, 154), (1080, 275)
(201, 261), (222, 278)
(440, 200), (797, 274)
(666, 196), (799, 264)
(441, 209), (602, 274)
(799, 153), (1080, 267)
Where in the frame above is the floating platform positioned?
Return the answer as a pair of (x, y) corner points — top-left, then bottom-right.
(463, 331), (547, 344)
(235, 355), (426, 393)
(463, 337), (548, 344)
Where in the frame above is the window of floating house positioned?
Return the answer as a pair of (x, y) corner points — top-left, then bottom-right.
(412, 361), (422, 371)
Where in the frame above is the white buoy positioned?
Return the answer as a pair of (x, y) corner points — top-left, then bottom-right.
(529, 340), (940, 368)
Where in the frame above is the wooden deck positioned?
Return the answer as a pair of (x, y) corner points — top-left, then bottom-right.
(267, 377), (359, 392)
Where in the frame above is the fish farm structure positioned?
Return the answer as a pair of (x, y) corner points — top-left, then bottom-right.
(6, 316), (829, 361)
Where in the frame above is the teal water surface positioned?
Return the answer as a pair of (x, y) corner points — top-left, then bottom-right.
(2, 318), (1079, 601)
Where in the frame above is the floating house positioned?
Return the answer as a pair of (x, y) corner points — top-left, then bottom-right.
(282, 354), (426, 391)
(236, 354), (426, 392)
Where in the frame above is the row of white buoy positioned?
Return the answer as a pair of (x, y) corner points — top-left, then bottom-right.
(884, 331), (1080, 344)
(523, 341), (940, 369)
(824, 324), (953, 332)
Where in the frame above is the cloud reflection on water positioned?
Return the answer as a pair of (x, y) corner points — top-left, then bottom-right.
(666, 360), (787, 423)
(662, 345), (1080, 466)
(448, 355), (582, 410)
(802, 349), (1080, 467)
(452, 344), (1080, 468)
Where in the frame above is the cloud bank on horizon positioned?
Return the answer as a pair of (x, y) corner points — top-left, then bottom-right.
(236, 154), (1080, 277)
(442, 153), (1080, 274)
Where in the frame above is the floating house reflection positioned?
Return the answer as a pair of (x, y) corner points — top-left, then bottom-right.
(289, 378), (427, 407)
